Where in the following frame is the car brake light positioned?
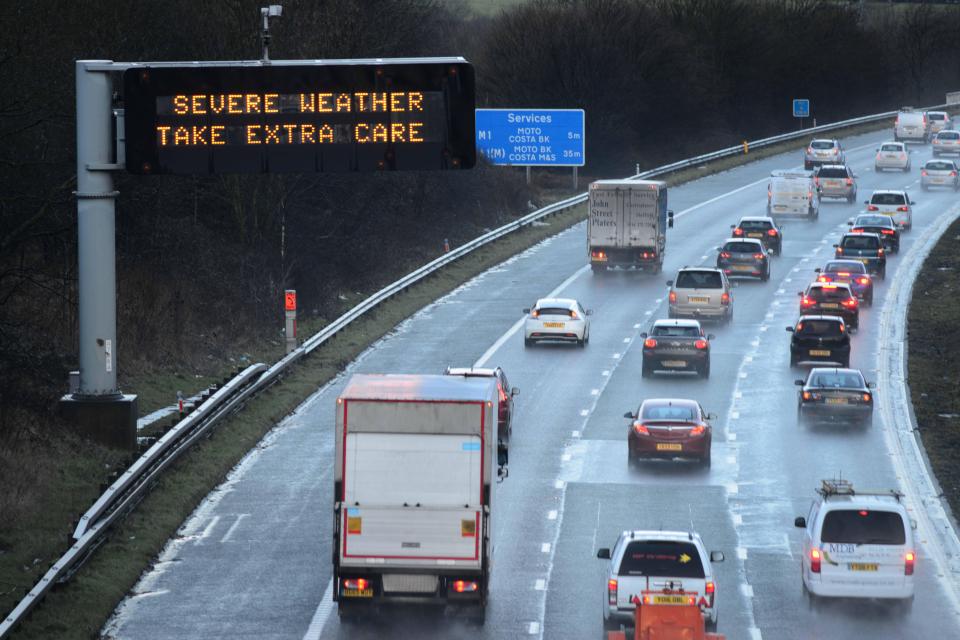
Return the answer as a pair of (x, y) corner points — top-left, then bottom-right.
(643, 338), (657, 349)
(921, 170), (928, 177)
(839, 324), (845, 333)
(862, 393), (872, 402)
(905, 552), (915, 576)
(720, 292), (730, 305)
(851, 228), (864, 233)
(817, 275), (830, 283)
(531, 310), (539, 318)
(689, 424), (706, 435)
(753, 253), (765, 260)
(720, 251), (731, 259)
(705, 580), (715, 606)
(952, 171), (959, 177)
(802, 391), (811, 400)
(801, 297), (815, 307)
(897, 206), (909, 212)
(857, 277), (870, 285)
(837, 272), (850, 277)
(835, 247), (843, 254)
(842, 297), (858, 308)
(633, 422), (649, 435)
(811, 548), (822, 573)
(867, 205), (879, 211)
(344, 578), (369, 591)
(814, 177), (820, 186)
(569, 310), (579, 319)
(733, 228), (743, 236)
(452, 580), (479, 593)
(669, 291), (677, 303)
(845, 178), (853, 186)
(807, 147), (813, 153)
(878, 248), (885, 256)
(608, 579), (618, 605)
(694, 339), (708, 350)
(767, 229), (778, 236)
(808, 191), (813, 199)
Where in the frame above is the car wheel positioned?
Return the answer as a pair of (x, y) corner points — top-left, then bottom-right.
(577, 337), (585, 348)
(701, 449), (712, 468)
(790, 353), (798, 368)
(524, 337), (533, 348)
(641, 360), (653, 378)
(874, 165), (881, 172)
(705, 614), (718, 632)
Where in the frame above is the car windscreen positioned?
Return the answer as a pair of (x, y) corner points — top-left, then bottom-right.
(821, 510), (906, 545)
(880, 144), (903, 152)
(641, 404), (697, 421)
(809, 371), (864, 388)
(537, 307), (572, 316)
(811, 140), (834, 149)
(824, 261), (866, 274)
(797, 320), (843, 337)
(652, 326), (700, 338)
(841, 236), (881, 250)
(870, 193), (906, 205)
(926, 161), (955, 171)
(938, 131), (960, 140)
(675, 271), (722, 289)
(817, 167), (847, 178)
(723, 242), (761, 253)
(739, 220), (773, 230)
(810, 286), (851, 301)
(617, 541), (705, 578)
(855, 216), (891, 227)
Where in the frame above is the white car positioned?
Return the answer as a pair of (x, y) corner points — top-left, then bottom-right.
(921, 159), (959, 191)
(874, 142), (910, 172)
(932, 129), (960, 157)
(598, 530), (724, 631)
(523, 298), (591, 347)
(865, 190), (914, 231)
(894, 108), (928, 143)
(927, 111), (952, 135)
(795, 479), (916, 607)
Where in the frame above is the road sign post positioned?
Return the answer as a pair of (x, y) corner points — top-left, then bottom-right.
(284, 289), (297, 354)
(793, 98), (810, 130)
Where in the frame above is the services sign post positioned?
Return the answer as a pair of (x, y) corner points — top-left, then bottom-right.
(475, 108), (585, 187)
(793, 98), (810, 129)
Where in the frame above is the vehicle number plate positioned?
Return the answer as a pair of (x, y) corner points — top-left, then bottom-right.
(543, 322), (565, 328)
(656, 443), (683, 451)
(826, 180), (840, 186)
(652, 594), (689, 605)
(858, 258), (870, 264)
(849, 563), (878, 572)
(747, 232), (763, 238)
(774, 205), (786, 211)
(732, 265), (753, 271)
(826, 397), (848, 405)
(342, 588), (374, 597)
(820, 303), (839, 309)
(810, 349), (831, 356)
(688, 296), (710, 303)
(662, 360), (687, 368)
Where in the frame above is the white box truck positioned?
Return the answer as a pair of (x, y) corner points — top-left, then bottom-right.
(333, 374), (506, 623)
(588, 179), (672, 274)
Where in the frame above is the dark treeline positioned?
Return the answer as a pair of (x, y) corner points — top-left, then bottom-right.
(2, 0), (959, 446)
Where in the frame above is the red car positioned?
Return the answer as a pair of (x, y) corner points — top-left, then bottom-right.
(445, 366), (517, 443)
(625, 398), (714, 467)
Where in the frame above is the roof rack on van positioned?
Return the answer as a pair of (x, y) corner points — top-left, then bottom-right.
(817, 478), (904, 502)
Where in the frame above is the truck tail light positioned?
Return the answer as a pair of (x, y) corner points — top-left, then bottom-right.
(811, 548), (822, 573)
(644, 338), (657, 349)
(720, 293), (730, 305)
(905, 552), (915, 576)
(452, 579), (479, 593)
(608, 579), (618, 605)
(694, 339), (708, 350)
(867, 205), (879, 211)
(344, 578), (369, 591)
(669, 291), (677, 304)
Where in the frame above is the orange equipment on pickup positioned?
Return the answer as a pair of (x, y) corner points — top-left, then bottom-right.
(606, 592), (725, 640)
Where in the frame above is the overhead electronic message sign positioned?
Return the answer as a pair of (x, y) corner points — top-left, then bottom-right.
(123, 60), (476, 174)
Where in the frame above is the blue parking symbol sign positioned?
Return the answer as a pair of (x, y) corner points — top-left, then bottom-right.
(793, 99), (810, 118)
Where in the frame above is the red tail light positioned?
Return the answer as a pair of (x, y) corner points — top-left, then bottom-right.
(694, 339), (708, 350)
(669, 291), (677, 303)
(814, 177), (820, 186)
(811, 548), (822, 573)
(719, 251), (731, 259)
(569, 310), (579, 319)
(845, 178), (853, 186)
(690, 424), (706, 435)
(643, 338), (657, 349)
(801, 297), (815, 307)
(817, 275), (831, 283)
(835, 247), (843, 254)
(851, 228), (864, 233)
(867, 205), (879, 211)
(921, 170), (928, 177)
(720, 292), (730, 305)
(732, 228), (744, 236)
(753, 253), (765, 260)
(862, 393), (872, 402)
(842, 297), (858, 308)
(608, 579), (618, 605)
(857, 277), (870, 285)
(802, 391), (812, 400)
(807, 191), (813, 199)
(531, 310), (539, 318)
(807, 147), (813, 154)
(344, 578), (369, 591)
(881, 229), (894, 235)
(591, 250), (606, 259)
(878, 248), (885, 256)
(952, 171), (958, 177)
(704, 580), (715, 606)
(633, 422), (649, 435)
(452, 579), (479, 593)
(897, 206), (909, 212)
(767, 229), (778, 236)
(905, 552), (915, 576)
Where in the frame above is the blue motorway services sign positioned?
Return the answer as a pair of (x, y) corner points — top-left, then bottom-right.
(793, 99), (810, 118)
(475, 109), (585, 167)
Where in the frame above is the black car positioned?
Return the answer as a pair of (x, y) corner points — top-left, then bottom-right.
(731, 216), (783, 255)
(641, 319), (714, 378)
(786, 315), (851, 368)
(795, 367), (874, 426)
(445, 366), (518, 443)
(848, 214), (900, 253)
(716, 238), (770, 281)
(798, 283), (859, 330)
(834, 233), (886, 279)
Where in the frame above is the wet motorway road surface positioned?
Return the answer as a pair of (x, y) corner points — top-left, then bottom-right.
(104, 130), (960, 640)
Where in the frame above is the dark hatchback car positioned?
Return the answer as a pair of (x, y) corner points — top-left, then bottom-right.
(445, 366), (518, 443)
(834, 232), (886, 279)
(815, 260), (874, 305)
(786, 315), (851, 368)
(716, 238), (770, 281)
(795, 367), (874, 426)
(798, 282), (859, 330)
(731, 216), (783, 255)
(640, 319), (714, 378)
(625, 398), (714, 466)
(848, 214), (900, 253)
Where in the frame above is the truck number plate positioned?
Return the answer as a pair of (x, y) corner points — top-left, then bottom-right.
(656, 443), (683, 451)
(342, 588), (374, 597)
(849, 563), (878, 571)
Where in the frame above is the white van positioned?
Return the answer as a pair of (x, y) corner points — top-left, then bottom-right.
(894, 109), (928, 143)
(768, 171), (820, 219)
(794, 479), (915, 607)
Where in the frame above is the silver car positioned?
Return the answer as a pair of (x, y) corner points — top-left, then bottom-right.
(874, 141), (910, 172)
(814, 164), (857, 202)
(804, 139), (845, 170)
(932, 130), (960, 157)
(667, 267), (733, 324)
(927, 111), (953, 135)
(921, 159), (959, 191)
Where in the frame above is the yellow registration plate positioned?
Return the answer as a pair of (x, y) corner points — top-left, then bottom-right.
(858, 258), (870, 264)
(810, 349), (831, 356)
(849, 563), (879, 572)
(826, 397), (848, 405)
(342, 588), (374, 597)
(652, 595), (689, 605)
(656, 443), (683, 451)
(543, 322), (565, 328)
(688, 296), (709, 304)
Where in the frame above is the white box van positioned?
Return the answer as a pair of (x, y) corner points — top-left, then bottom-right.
(767, 171), (820, 219)
(794, 479), (916, 607)
(894, 109), (929, 143)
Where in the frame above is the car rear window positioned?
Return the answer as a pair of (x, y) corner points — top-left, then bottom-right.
(739, 220), (773, 231)
(870, 193), (906, 205)
(652, 326), (700, 338)
(809, 371), (864, 388)
(723, 241), (761, 253)
(618, 541), (705, 578)
(880, 144), (903, 152)
(811, 140), (835, 149)
(824, 261), (866, 274)
(797, 320), (843, 336)
(929, 113), (946, 121)
(641, 404), (697, 421)
(938, 131), (960, 140)
(926, 161), (955, 171)
(537, 307), (572, 316)
(821, 510), (906, 546)
(676, 271), (722, 289)
(842, 235), (881, 250)
(855, 216), (891, 227)
(817, 167), (847, 178)
(810, 286), (851, 301)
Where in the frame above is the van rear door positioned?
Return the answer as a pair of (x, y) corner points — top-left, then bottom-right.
(818, 509), (909, 589)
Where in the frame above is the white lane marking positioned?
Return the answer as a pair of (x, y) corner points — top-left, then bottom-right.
(750, 627), (763, 640)
(591, 388), (600, 395)
(130, 589), (169, 599)
(613, 353), (621, 359)
(555, 479), (565, 489)
(741, 583), (754, 598)
(672, 176), (769, 219)
(193, 515), (220, 546)
(561, 453), (571, 462)
(733, 514), (743, 526)
(734, 391), (743, 399)
(623, 337), (630, 343)
(571, 430), (581, 438)
(644, 310), (652, 316)
(219, 513), (249, 543)
(737, 547), (749, 560)
(528, 622), (540, 634)
(473, 264), (590, 367)
(727, 456), (737, 465)
(728, 433), (737, 441)
(580, 409), (589, 417)
(633, 323), (641, 329)
(541, 543), (551, 553)
(601, 370), (610, 377)
(727, 483), (739, 495)
(535, 579), (546, 591)
(744, 356), (753, 362)
(547, 510), (558, 520)
(731, 411), (740, 419)
(739, 372), (748, 379)
(302, 578), (334, 640)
